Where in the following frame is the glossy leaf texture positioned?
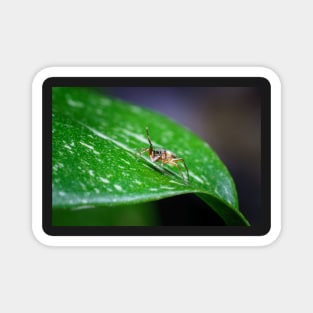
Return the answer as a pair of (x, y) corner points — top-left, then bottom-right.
(52, 87), (250, 226)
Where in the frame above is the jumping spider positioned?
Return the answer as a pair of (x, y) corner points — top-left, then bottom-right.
(138, 127), (189, 184)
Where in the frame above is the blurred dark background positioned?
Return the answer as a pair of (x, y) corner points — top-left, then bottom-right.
(104, 87), (261, 226)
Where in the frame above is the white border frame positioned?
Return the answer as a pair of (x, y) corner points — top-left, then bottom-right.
(32, 67), (281, 246)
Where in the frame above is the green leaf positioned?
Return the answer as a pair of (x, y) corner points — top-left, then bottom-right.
(52, 202), (160, 226)
(52, 87), (250, 226)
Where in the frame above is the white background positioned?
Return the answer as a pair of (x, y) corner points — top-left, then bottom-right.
(1, 1), (311, 312)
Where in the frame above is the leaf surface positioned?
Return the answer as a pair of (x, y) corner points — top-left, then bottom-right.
(52, 87), (249, 226)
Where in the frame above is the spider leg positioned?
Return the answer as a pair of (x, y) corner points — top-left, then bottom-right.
(137, 147), (150, 160)
(166, 159), (188, 183)
(172, 158), (189, 181)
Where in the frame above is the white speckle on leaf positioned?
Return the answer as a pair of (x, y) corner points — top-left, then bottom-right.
(99, 177), (109, 183)
(134, 179), (142, 185)
(214, 187), (221, 197)
(130, 105), (141, 113)
(200, 174), (209, 183)
(114, 184), (122, 191)
(67, 98), (84, 108)
(80, 141), (94, 150)
(88, 170), (94, 177)
(94, 188), (100, 194)
(189, 173), (204, 184)
(79, 182), (87, 190)
(71, 205), (95, 211)
(100, 98), (112, 106)
(82, 199), (88, 204)
(169, 180), (185, 186)
(58, 191), (66, 196)
(149, 188), (158, 191)
(93, 150), (100, 155)
(64, 144), (73, 154)
(222, 185), (231, 200)
(203, 179), (210, 185)
(160, 186), (175, 190)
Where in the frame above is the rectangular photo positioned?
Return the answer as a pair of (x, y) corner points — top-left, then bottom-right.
(32, 67), (281, 246)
